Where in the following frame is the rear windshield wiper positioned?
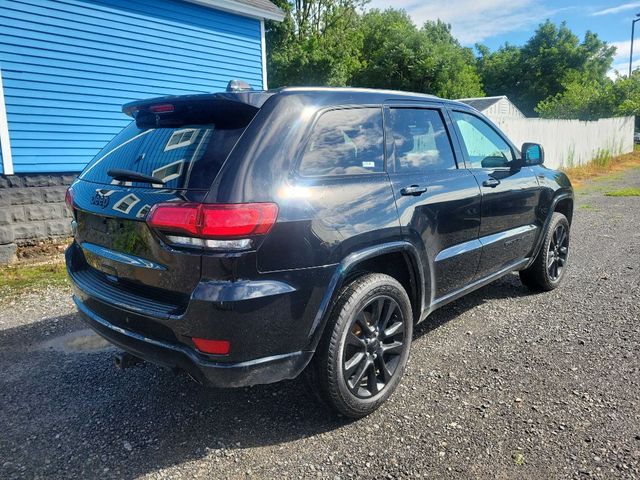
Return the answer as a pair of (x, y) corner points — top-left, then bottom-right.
(107, 168), (165, 185)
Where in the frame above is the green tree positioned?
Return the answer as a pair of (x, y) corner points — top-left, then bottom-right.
(352, 9), (483, 98)
(535, 80), (615, 120)
(536, 71), (640, 126)
(613, 72), (640, 121)
(475, 43), (522, 101)
(477, 21), (615, 115)
(265, 0), (367, 87)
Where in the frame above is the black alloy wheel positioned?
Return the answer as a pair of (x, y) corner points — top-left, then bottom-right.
(547, 223), (568, 281)
(519, 212), (570, 291)
(343, 296), (406, 398)
(306, 273), (413, 418)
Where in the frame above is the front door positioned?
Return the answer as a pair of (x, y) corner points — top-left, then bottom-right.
(384, 105), (482, 306)
(449, 110), (541, 278)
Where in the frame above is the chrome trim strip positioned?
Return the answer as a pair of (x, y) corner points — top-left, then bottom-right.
(435, 238), (482, 262)
(80, 242), (166, 271)
(478, 224), (537, 247)
(435, 224), (537, 263)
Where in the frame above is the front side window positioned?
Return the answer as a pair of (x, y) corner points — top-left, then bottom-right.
(451, 111), (514, 169)
(387, 108), (456, 172)
(299, 108), (384, 176)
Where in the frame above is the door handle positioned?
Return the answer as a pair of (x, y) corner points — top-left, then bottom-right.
(400, 185), (428, 196)
(482, 178), (501, 188)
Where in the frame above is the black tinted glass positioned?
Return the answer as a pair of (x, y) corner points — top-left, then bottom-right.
(299, 108), (384, 176)
(388, 108), (456, 172)
(79, 122), (244, 190)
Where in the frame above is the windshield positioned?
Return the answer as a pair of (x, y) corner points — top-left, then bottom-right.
(79, 122), (245, 190)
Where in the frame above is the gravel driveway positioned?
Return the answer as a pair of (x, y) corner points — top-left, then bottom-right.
(1, 169), (639, 479)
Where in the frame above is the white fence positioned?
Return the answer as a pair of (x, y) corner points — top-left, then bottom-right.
(490, 116), (635, 169)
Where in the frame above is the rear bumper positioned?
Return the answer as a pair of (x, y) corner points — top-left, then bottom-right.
(66, 242), (335, 388)
(74, 296), (313, 387)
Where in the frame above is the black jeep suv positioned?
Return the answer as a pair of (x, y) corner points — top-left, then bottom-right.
(66, 86), (573, 417)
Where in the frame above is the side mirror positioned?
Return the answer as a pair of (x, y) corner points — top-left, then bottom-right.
(521, 143), (544, 165)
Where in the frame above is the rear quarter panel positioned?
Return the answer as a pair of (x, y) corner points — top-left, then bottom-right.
(208, 93), (403, 271)
(258, 174), (402, 271)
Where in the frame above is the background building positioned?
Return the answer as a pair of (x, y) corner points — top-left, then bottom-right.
(458, 96), (526, 122)
(0, 0), (283, 263)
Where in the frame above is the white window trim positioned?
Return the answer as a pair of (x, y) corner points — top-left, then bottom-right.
(164, 128), (199, 151)
(113, 193), (140, 214)
(261, 19), (268, 90)
(182, 0), (285, 21)
(152, 159), (185, 185)
(136, 204), (151, 219)
(0, 67), (13, 175)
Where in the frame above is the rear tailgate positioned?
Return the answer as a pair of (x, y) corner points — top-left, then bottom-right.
(67, 94), (263, 312)
(71, 181), (206, 299)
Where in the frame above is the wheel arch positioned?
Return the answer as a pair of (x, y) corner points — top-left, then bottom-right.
(527, 190), (574, 269)
(306, 242), (426, 352)
(554, 195), (574, 225)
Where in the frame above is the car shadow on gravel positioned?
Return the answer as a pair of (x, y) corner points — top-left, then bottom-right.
(414, 272), (536, 339)
(0, 313), (350, 478)
(0, 273), (536, 478)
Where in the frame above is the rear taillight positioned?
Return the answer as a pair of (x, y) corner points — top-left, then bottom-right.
(64, 187), (75, 217)
(146, 202), (278, 250)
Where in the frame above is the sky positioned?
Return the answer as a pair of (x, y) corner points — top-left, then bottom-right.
(367, 0), (640, 77)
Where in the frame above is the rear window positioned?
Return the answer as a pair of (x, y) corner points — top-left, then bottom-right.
(79, 122), (245, 190)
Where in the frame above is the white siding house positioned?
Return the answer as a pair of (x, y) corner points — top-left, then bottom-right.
(458, 96), (525, 122)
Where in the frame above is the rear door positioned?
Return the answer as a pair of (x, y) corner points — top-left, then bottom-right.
(384, 104), (482, 303)
(448, 109), (541, 278)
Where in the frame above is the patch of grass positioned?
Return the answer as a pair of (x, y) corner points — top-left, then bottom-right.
(605, 188), (640, 197)
(512, 452), (525, 466)
(563, 149), (640, 187)
(592, 171), (623, 182)
(592, 148), (612, 168)
(0, 263), (69, 292)
(579, 204), (596, 209)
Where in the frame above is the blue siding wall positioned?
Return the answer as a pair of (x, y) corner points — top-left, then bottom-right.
(0, 0), (264, 173)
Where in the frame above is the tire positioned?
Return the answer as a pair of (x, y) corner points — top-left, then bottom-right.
(519, 212), (570, 291)
(306, 273), (413, 418)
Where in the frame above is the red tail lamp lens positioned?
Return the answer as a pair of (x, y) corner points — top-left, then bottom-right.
(200, 203), (278, 237)
(64, 187), (75, 213)
(192, 338), (230, 355)
(146, 203), (278, 239)
(147, 203), (200, 236)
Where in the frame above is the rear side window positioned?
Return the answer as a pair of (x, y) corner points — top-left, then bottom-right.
(387, 108), (456, 172)
(79, 122), (245, 190)
(299, 108), (384, 176)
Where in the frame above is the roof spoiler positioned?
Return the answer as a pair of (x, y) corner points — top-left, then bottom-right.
(122, 94), (261, 129)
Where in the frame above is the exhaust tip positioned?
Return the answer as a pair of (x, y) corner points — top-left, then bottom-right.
(114, 351), (143, 369)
